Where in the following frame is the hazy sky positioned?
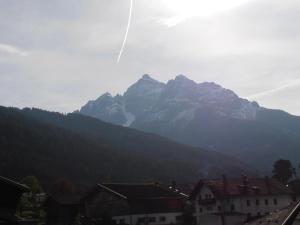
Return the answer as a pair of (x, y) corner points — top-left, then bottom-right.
(1, 0), (300, 115)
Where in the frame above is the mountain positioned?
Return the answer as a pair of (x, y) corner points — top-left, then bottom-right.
(78, 74), (300, 171)
(0, 106), (249, 187)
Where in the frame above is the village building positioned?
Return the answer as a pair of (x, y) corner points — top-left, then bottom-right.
(190, 175), (293, 225)
(44, 180), (84, 225)
(83, 183), (188, 225)
(0, 176), (29, 224)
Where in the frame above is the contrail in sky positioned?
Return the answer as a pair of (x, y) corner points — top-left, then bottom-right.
(117, 0), (133, 63)
(247, 78), (300, 99)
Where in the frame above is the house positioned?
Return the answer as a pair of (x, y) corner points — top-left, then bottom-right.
(190, 175), (293, 225)
(0, 176), (29, 224)
(288, 179), (300, 202)
(44, 180), (84, 225)
(83, 183), (188, 225)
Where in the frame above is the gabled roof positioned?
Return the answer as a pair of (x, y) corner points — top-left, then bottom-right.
(98, 183), (185, 200)
(0, 176), (29, 192)
(190, 176), (291, 199)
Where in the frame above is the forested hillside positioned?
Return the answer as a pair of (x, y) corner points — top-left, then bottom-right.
(0, 106), (250, 187)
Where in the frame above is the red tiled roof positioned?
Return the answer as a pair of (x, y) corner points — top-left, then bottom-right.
(190, 177), (292, 199)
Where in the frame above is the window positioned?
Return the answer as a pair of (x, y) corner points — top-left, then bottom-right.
(205, 194), (212, 199)
(256, 199), (260, 206)
(176, 215), (183, 222)
(120, 219), (125, 224)
(199, 207), (203, 213)
(159, 216), (166, 222)
(218, 206), (222, 211)
(138, 218), (145, 223)
(231, 204), (235, 211)
(265, 199), (269, 205)
(274, 198), (278, 205)
(149, 217), (156, 222)
(257, 212), (261, 217)
(206, 206), (213, 211)
(246, 199), (251, 206)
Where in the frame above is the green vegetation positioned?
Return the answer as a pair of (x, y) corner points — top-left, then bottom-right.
(21, 176), (44, 194)
(17, 176), (46, 225)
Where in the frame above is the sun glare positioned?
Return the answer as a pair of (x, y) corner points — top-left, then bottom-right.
(162, 0), (250, 26)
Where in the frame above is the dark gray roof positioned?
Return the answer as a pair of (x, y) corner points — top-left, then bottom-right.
(99, 183), (184, 200)
(0, 176), (29, 192)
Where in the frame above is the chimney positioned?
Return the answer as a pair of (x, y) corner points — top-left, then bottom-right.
(265, 176), (271, 194)
(242, 175), (249, 186)
(171, 181), (176, 191)
(222, 174), (228, 196)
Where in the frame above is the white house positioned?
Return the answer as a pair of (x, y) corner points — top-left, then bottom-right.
(190, 175), (293, 225)
(84, 183), (188, 225)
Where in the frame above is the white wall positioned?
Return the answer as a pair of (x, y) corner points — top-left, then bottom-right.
(113, 212), (182, 225)
(194, 187), (293, 225)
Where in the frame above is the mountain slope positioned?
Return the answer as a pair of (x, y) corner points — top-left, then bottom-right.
(78, 74), (300, 171)
(0, 106), (249, 186)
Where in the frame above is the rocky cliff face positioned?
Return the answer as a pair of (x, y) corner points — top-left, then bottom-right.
(79, 74), (259, 127)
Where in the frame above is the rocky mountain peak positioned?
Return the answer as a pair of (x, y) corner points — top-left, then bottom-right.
(78, 74), (262, 127)
(96, 92), (113, 100)
(124, 74), (165, 98)
(175, 74), (190, 81)
(172, 74), (196, 84)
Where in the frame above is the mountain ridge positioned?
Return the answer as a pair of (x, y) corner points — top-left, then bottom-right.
(78, 74), (300, 171)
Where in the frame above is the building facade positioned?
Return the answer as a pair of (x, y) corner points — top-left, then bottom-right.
(83, 183), (188, 225)
(190, 176), (293, 225)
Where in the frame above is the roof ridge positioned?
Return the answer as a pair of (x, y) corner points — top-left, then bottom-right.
(101, 182), (160, 186)
(0, 175), (29, 191)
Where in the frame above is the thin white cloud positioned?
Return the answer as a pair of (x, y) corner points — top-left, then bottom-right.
(0, 43), (28, 57)
(247, 78), (300, 99)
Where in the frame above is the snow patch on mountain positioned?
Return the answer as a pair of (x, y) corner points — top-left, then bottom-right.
(231, 101), (259, 120)
(122, 104), (135, 127)
(172, 108), (196, 122)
